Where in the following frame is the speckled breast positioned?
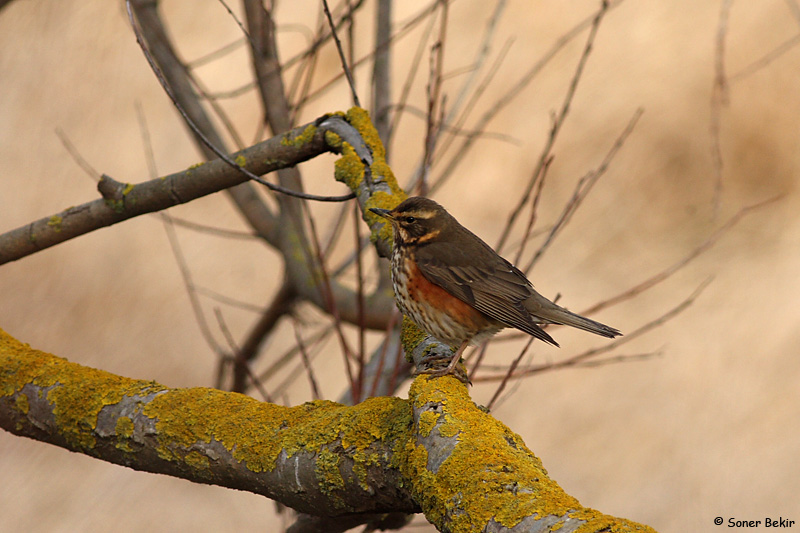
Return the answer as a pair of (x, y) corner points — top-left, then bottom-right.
(390, 246), (502, 347)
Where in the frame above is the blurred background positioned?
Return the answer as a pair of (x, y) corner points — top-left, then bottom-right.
(1, 1), (798, 531)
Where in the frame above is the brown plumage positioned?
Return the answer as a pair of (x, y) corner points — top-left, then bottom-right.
(371, 196), (621, 379)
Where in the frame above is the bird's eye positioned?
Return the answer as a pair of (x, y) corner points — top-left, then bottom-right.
(405, 216), (416, 223)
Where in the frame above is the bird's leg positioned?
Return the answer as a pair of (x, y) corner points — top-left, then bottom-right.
(414, 340), (470, 383)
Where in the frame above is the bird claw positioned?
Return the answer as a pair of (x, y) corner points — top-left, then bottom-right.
(413, 354), (471, 384)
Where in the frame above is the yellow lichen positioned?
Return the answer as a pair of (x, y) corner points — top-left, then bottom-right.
(184, 449), (212, 474)
(122, 183), (135, 196)
(417, 409), (439, 438)
(115, 416), (134, 452)
(315, 447), (345, 506)
(400, 375), (588, 532)
(47, 215), (62, 233)
(116, 416), (133, 438)
(400, 316), (428, 363)
(14, 392), (29, 414)
(0, 328), (168, 451)
(281, 122), (319, 147)
(234, 154), (247, 167)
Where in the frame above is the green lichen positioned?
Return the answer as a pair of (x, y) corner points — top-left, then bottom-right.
(139, 386), (412, 492)
(333, 148), (366, 190)
(570, 510), (656, 532)
(0, 328), (653, 531)
(47, 215), (62, 233)
(324, 129), (343, 150)
(345, 107), (385, 161)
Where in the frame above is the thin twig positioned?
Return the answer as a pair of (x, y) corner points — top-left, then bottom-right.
(293, 319), (322, 400)
(161, 213), (225, 356)
(580, 195), (781, 316)
(55, 129), (101, 180)
(512, 154), (553, 266)
(256, 326), (332, 387)
(486, 337), (534, 410)
(299, 201), (358, 397)
(407, 0), (509, 188)
(496, 0), (610, 254)
(419, 2), (448, 196)
(232, 282), (297, 392)
(125, 0), (353, 202)
(213, 308), (272, 402)
(524, 107), (643, 273)
(298, 0), (439, 110)
(432, 0), (624, 195)
(270, 327), (332, 399)
(187, 37), (245, 69)
(710, 0), (734, 215)
(372, 0), (393, 151)
(729, 33), (800, 82)
(353, 202), (367, 403)
(368, 310), (402, 398)
(165, 218), (258, 240)
(321, 0), (361, 107)
(194, 286), (265, 314)
(787, 0), (800, 26)
(473, 278), (712, 382)
(388, 8), (438, 148)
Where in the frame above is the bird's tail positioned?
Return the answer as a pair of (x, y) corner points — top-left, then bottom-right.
(531, 301), (621, 339)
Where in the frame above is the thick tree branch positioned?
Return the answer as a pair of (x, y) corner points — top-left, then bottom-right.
(0, 328), (416, 516)
(1, 328), (655, 531)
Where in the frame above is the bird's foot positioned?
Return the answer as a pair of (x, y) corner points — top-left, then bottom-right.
(413, 352), (470, 384)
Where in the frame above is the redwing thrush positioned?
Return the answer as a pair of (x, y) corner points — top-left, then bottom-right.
(370, 196), (621, 380)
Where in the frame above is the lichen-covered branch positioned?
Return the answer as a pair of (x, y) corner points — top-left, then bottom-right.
(0, 328), (416, 516)
(1, 328), (655, 531)
(403, 374), (654, 532)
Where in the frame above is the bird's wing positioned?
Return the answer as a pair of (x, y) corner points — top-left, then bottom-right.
(414, 240), (558, 346)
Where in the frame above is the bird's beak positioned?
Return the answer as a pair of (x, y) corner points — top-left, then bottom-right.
(369, 207), (393, 220)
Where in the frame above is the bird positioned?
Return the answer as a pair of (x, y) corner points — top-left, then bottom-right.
(370, 196), (621, 380)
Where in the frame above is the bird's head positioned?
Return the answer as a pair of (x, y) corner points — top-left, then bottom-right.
(370, 196), (452, 245)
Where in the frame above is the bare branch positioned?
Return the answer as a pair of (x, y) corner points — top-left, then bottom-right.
(523, 107), (643, 272)
(474, 279), (713, 382)
(496, 0), (611, 254)
(127, 1), (351, 202)
(581, 195), (781, 316)
(432, 0), (625, 194)
(321, 0), (362, 107)
(372, 0), (393, 150)
(0, 121), (332, 265)
(710, 0), (734, 215)
(294, 319), (322, 400)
